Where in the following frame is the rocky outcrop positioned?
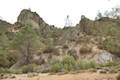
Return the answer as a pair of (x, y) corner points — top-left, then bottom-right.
(93, 50), (119, 64)
(17, 9), (48, 29)
(78, 15), (94, 34)
(78, 15), (120, 36)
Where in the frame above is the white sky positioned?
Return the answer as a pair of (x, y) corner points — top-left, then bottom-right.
(0, 0), (119, 27)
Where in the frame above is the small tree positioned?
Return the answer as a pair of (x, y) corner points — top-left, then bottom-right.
(12, 24), (40, 66)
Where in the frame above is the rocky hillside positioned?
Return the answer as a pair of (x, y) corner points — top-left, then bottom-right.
(78, 16), (120, 56)
(0, 9), (120, 73)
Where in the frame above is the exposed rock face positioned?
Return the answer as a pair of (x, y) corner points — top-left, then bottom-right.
(18, 9), (40, 24)
(17, 9), (48, 29)
(17, 9), (57, 39)
(79, 15), (94, 34)
(93, 50), (119, 64)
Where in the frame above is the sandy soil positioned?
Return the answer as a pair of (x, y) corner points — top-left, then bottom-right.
(1, 72), (118, 80)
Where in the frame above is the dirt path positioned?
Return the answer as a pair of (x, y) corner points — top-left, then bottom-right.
(1, 72), (118, 80)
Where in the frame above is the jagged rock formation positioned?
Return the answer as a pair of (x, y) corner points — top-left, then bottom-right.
(17, 9), (43, 28)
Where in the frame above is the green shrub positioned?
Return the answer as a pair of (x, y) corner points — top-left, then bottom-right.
(51, 62), (63, 72)
(8, 69), (22, 74)
(0, 50), (10, 68)
(100, 37), (120, 57)
(50, 55), (99, 72)
(0, 68), (7, 73)
(100, 61), (120, 67)
(50, 58), (62, 72)
(76, 60), (97, 69)
(21, 64), (36, 73)
(62, 55), (76, 71)
(0, 68), (11, 73)
(7, 52), (18, 67)
(50, 55), (77, 72)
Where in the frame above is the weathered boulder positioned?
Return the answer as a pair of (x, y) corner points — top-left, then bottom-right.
(93, 50), (119, 64)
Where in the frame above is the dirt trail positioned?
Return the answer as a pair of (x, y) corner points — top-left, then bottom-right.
(2, 72), (118, 80)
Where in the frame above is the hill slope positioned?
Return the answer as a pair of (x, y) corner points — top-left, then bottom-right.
(0, 9), (120, 73)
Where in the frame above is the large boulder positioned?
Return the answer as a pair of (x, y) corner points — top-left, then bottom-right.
(93, 50), (120, 64)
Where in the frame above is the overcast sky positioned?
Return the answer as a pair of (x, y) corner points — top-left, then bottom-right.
(0, 0), (119, 27)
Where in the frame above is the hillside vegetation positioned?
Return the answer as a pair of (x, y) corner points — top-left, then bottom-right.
(0, 8), (120, 73)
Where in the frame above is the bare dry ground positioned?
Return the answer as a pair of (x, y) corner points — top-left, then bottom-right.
(1, 72), (119, 80)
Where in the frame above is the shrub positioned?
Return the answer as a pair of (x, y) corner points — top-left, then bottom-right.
(0, 50), (10, 68)
(0, 50), (18, 68)
(50, 55), (76, 72)
(0, 68), (9, 73)
(21, 64), (36, 73)
(100, 61), (120, 67)
(50, 56), (98, 72)
(100, 37), (120, 57)
(51, 62), (63, 72)
(7, 52), (18, 67)
(76, 60), (97, 69)
(50, 58), (62, 72)
(62, 55), (76, 71)
(8, 69), (22, 74)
